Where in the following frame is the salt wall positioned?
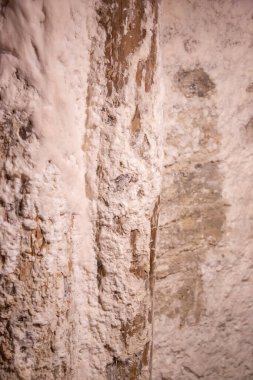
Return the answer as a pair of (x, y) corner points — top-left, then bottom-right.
(0, 0), (253, 380)
(0, 0), (162, 379)
(154, 1), (253, 379)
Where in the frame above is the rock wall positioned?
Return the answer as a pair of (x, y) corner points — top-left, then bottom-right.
(0, 0), (162, 379)
(1, 1), (253, 379)
(0, 1), (92, 378)
(154, 1), (253, 379)
(85, 1), (162, 378)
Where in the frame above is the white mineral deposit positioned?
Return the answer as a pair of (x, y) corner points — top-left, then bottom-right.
(0, 1), (252, 379)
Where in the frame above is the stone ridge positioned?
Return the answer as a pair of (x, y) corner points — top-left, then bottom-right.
(84, 0), (163, 378)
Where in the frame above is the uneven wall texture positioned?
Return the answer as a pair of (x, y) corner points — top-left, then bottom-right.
(1, 1), (253, 379)
(154, 1), (253, 379)
(0, 0), (162, 379)
(0, 1), (93, 378)
(85, 1), (162, 378)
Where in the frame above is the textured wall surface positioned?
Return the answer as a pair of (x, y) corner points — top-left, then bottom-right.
(154, 1), (253, 379)
(85, 1), (162, 378)
(0, 1), (92, 378)
(0, 0), (162, 379)
(1, 1), (253, 379)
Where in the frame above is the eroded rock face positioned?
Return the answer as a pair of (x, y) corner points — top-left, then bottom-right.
(0, 0), (163, 379)
(0, 1), (90, 377)
(84, 1), (162, 378)
(1, 1), (253, 379)
(154, 1), (253, 379)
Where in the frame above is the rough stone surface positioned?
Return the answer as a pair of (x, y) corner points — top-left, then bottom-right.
(1, 1), (253, 379)
(0, 0), (162, 379)
(85, 1), (162, 378)
(0, 1), (92, 378)
(154, 1), (253, 379)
